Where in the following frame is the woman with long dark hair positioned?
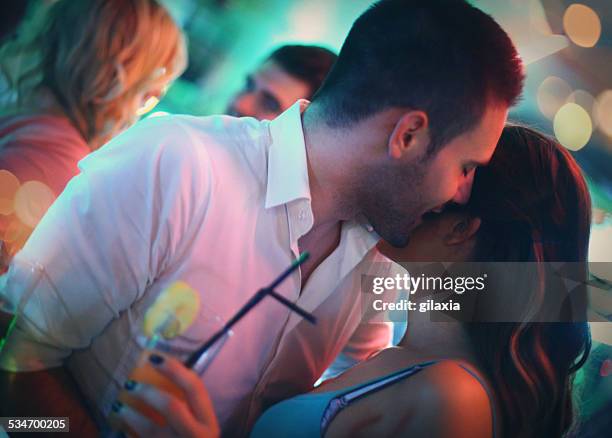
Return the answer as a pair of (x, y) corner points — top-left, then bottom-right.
(459, 125), (592, 436)
(109, 125), (592, 438)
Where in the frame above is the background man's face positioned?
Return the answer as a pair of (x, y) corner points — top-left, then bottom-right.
(362, 103), (508, 248)
(227, 61), (311, 120)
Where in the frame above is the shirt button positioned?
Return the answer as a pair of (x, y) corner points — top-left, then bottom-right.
(298, 209), (307, 221)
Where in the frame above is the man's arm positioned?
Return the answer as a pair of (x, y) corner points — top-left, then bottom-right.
(320, 257), (406, 381)
(0, 368), (98, 436)
(322, 321), (394, 381)
(0, 117), (213, 422)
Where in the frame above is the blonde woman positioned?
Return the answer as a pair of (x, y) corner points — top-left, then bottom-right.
(0, 0), (186, 262)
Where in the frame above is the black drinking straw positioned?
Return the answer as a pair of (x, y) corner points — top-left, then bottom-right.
(184, 252), (316, 368)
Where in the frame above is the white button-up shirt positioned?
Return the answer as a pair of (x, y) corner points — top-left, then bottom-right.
(0, 101), (402, 434)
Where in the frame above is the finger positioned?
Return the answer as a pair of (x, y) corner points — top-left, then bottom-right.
(124, 380), (209, 438)
(110, 400), (160, 438)
(148, 353), (219, 427)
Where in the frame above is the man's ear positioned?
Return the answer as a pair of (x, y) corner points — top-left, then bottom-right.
(444, 216), (481, 246)
(388, 111), (429, 160)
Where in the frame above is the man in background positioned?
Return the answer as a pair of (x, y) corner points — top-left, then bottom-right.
(226, 44), (337, 120)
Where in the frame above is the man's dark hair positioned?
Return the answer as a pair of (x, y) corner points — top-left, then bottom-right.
(267, 45), (338, 99)
(311, 0), (524, 154)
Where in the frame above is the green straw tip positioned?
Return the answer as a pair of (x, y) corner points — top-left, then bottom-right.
(298, 252), (310, 263)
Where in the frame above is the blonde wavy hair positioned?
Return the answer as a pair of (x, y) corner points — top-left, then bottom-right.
(3, 0), (186, 149)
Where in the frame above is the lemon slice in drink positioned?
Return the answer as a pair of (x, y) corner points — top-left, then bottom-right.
(143, 281), (200, 339)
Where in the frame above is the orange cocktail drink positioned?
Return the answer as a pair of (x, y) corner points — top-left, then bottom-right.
(115, 281), (202, 427)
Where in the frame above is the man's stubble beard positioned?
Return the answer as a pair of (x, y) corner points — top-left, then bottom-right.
(357, 159), (428, 248)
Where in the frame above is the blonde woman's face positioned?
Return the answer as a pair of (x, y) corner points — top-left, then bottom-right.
(102, 82), (169, 141)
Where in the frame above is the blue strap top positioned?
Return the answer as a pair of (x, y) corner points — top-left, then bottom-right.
(249, 360), (497, 438)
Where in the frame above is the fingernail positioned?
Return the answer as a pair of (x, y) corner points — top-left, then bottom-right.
(123, 379), (137, 391)
(111, 400), (123, 413)
(149, 353), (164, 365)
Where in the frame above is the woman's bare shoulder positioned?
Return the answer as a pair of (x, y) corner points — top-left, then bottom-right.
(325, 360), (493, 438)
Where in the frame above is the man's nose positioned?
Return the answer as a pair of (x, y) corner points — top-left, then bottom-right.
(452, 172), (475, 205)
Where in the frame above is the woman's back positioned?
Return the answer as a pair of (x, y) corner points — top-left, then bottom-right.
(0, 114), (90, 261)
(0, 114), (89, 194)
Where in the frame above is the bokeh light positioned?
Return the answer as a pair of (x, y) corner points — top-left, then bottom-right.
(0, 170), (20, 215)
(2, 219), (25, 245)
(529, 0), (553, 35)
(567, 89), (595, 117)
(553, 102), (592, 151)
(14, 181), (56, 228)
(537, 76), (573, 119)
(563, 3), (602, 48)
(592, 208), (606, 225)
(593, 90), (612, 138)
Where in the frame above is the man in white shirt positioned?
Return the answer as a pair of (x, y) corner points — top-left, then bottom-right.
(0, 0), (524, 435)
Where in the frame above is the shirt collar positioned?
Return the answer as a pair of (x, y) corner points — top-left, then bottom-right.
(264, 99), (379, 251)
(265, 100), (311, 209)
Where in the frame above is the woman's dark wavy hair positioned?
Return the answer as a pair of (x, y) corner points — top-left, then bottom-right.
(465, 125), (592, 437)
